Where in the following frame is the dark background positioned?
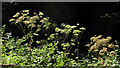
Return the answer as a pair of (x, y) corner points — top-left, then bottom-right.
(2, 2), (120, 52)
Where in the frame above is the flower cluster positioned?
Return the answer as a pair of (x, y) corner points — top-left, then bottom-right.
(47, 23), (86, 58)
(9, 10), (50, 29)
(85, 35), (119, 62)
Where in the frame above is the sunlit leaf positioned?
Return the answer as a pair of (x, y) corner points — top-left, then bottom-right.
(39, 12), (44, 15)
(33, 33), (39, 36)
(9, 19), (15, 22)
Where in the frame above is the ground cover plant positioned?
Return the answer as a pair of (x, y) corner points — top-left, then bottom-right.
(1, 10), (120, 67)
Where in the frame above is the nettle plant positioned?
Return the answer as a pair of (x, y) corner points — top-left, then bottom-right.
(47, 23), (86, 59)
(85, 35), (119, 66)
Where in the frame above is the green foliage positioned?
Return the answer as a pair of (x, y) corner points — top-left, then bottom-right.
(2, 32), (27, 65)
(2, 32), (81, 66)
(2, 10), (120, 67)
(2, 10), (85, 67)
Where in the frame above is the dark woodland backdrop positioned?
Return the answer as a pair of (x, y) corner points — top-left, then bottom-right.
(2, 2), (120, 52)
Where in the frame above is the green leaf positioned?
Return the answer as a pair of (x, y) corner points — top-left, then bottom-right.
(73, 30), (81, 34)
(93, 57), (97, 60)
(13, 12), (20, 17)
(37, 28), (41, 32)
(71, 43), (75, 46)
(43, 25), (46, 28)
(39, 12), (44, 15)
(63, 48), (66, 50)
(80, 27), (86, 30)
(9, 19), (15, 22)
(23, 10), (29, 12)
(36, 41), (40, 44)
(74, 34), (79, 36)
(33, 33), (39, 36)
(71, 26), (77, 29)
(75, 57), (79, 59)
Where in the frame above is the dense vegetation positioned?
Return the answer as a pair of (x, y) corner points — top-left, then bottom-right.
(1, 10), (120, 67)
